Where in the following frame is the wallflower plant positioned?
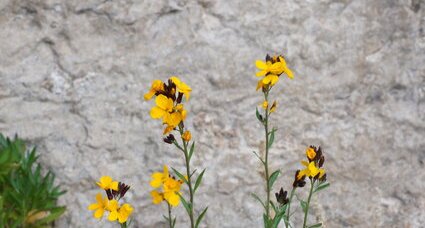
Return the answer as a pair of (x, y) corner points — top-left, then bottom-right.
(88, 176), (133, 227)
(252, 54), (330, 228)
(145, 77), (207, 228)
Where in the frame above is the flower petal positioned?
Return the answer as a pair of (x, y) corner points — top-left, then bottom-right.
(94, 208), (104, 219)
(155, 95), (173, 111)
(255, 60), (267, 70)
(108, 211), (118, 221)
(150, 107), (166, 119)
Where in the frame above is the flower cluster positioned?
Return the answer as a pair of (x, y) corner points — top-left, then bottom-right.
(88, 176), (133, 224)
(145, 77), (192, 135)
(293, 146), (327, 188)
(150, 165), (184, 207)
(255, 54), (293, 91)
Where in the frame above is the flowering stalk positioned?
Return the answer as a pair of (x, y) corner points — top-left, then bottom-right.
(145, 77), (207, 228)
(263, 90), (271, 219)
(253, 54), (293, 227)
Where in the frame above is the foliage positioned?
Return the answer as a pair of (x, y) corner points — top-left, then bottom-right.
(0, 134), (65, 227)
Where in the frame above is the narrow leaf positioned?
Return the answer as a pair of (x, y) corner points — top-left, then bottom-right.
(308, 223), (322, 228)
(252, 151), (265, 165)
(268, 170), (280, 189)
(195, 207), (208, 228)
(300, 200), (307, 214)
(194, 169), (206, 192)
(251, 193), (266, 211)
(268, 129), (276, 148)
(188, 142), (195, 161)
(176, 192), (191, 215)
(256, 108), (263, 122)
(314, 183), (330, 193)
(171, 167), (189, 185)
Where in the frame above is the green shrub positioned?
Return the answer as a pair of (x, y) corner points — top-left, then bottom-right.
(0, 134), (66, 228)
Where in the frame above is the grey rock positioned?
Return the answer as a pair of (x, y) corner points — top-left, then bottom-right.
(0, 0), (424, 227)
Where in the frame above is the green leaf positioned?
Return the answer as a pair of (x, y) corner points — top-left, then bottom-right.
(188, 142), (195, 161)
(263, 213), (271, 228)
(252, 151), (265, 165)
(308, 223), (322, 228)
(300, 200), (307, 214)
(268, 170), (280, 189)
(270, 201), (278, 214)
(195, 207), (208, 228)
(194, 169), (206, 193)
(256, 108), (263, 122)
(172, 217), (176, 228)
(251, 193), (266, 211)
(271, 204), (288, 228)
(267, 128), (276, 148)
(314, 182), (330, 193)
(176, 192), (191, 215)
(171, 167), (189, 185)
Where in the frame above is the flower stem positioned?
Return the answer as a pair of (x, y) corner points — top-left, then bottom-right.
(263, 90), (271, 223)
(302, 179), (314, 228)
(167, 202), (174, 228)
(120, 222), (127, 228)
(285, 188), (296, 228)
(178, 125), (195, 228)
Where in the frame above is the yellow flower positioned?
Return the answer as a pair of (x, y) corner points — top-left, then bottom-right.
(255, 60), (285, 77)
(170, 76), (192, 100)
(162, 177), (183, 207)
(108, 200), (133, 223)
(163, 125), (175, 135)
(270, 101), (277, 113)
(278, 56), (294, 79)
(88, 193), (109, 219)
(150, 165), (170, 188)
(262, 101), (268, 110)
(150, 95), (174, 120)
(107, 202), (133, 224)
(306, 147), (316, 160)
(150, 165), (184, 207)
(297, 161), (325, 180)
(255, 55), (294, 88)
(151, 190), (164, 204)
(144, 80), (164, 100)
(256, 80), (265, 91)
(182, 130), (191, 142)
(97, 176), (119, 191)
(150, 95), (185, 128)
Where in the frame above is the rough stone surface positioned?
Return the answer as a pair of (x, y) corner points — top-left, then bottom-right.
(0, 0), (424, 227)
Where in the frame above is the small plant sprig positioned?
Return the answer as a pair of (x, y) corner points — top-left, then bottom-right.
(0, 134), (66, 227)
(88, 176), (133, 227)
(252, 55), (330, 228)
(292, 146), (329, 228)
(252, 54), (293, 227)
(145, 77), (208, 228)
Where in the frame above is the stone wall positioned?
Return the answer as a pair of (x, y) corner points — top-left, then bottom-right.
(0, 0), (424, 227)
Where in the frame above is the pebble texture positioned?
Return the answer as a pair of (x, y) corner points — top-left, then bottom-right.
(0, 0), (424, 227)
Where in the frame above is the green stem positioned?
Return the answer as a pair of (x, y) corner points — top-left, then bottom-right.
(263, 90), (271, 223)
(178, 125), (195, 228)
(120, 222), (127, 228)
(167, 202), (174, 228)
(302, 179), (314, 228)
(285, 188), (296, 228)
